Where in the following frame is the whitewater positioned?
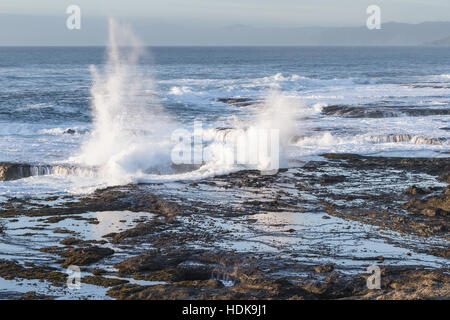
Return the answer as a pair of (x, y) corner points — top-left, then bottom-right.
(0, 20), (449, 196)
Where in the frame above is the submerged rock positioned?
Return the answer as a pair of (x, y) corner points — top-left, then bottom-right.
(0, 163), (37, 181)
(322, 104), (450, 118)
(0, 162), (92, 181)
(217, 97), (256, 107)
(368, 134), (447, 145)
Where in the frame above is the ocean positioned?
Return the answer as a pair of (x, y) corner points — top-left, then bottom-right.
(0, 44), (449, 196)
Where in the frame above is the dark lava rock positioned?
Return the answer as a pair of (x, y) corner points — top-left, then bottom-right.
(406, 185), (426, 195)
(20, 291), (54, 300)
(318, 174), (346, 184)
(0, 162), (77, 182)
(314, 264), (335, 273)
(358, 266), (450, 300)
(421, 208), (446, 217)
(139, 266), (214, 283)
(0, 163), (35, 181)
(217, 97), (255, 107)
(92, 268), (107, 276)
(108, 280), (225, 300)
(108, 277), (315, 300)
(0, 187), (182, 219)
(115, 250), (196, 275)
(439, 172), (450, 183)
(0, 259), (66, 284)
(107, 219), (169, 243)
(59, 237), (82, 246)
(403, 186), (450, 214)
(320, 153), (450, 177)
(322, 105), (450, 118)
(81, 275), (128, 287)
(60, 246), (114, 267)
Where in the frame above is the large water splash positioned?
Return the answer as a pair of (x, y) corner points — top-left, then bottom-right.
(74, 19), (176, 185)
(71, 19), (300, 188)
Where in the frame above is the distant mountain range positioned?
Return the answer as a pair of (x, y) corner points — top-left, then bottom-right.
(0, 15), (449, 46)
(427, 35), (450, 46)
(210, 21), (450, 46)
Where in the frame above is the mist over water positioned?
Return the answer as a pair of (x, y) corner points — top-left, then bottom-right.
(0, 34), (448, 195)
(69, 19), (297, 188)
(72, 19), (178, 185)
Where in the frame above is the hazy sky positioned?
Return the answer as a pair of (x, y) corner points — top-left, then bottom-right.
(1, 0), (449, 27)
(0, 1), (449, 45)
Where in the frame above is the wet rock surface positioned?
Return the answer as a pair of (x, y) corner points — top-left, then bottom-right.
(0, 162), (92, 182)
(0, 163), (38, 181)
(59, 247), (115, 268)
(0, 259), (67, 285)
(217, 97), (259, 107)
(322, 104), (450, 118)
(0, 153), (449, 299)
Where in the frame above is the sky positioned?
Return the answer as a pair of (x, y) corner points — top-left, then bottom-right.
(1, 0), (449, 27)
(0, 0), (449, 45)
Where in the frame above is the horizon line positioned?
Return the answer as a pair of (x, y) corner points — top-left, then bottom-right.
(0, 44), (449, 48)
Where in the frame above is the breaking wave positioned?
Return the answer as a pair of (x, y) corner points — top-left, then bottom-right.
(0, 162), (96, 181)
(65, 19), (300, 188)
(367, 134), (448, 145)
(322, 105), (450, 118)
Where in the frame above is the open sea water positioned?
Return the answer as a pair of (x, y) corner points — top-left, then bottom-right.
(0, 46), (449, 196)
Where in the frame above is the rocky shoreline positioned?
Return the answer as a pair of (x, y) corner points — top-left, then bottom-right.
(0, 153), (448, 300)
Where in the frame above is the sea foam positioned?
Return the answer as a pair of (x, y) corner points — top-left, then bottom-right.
(70, 19), (299, 187)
